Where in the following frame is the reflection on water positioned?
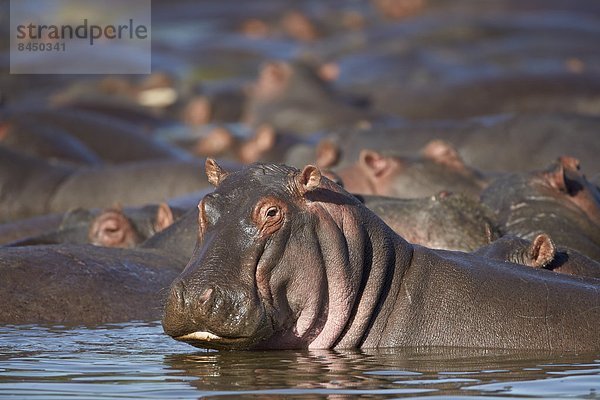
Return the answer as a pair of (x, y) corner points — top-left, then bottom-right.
(0, 322), (598, 399)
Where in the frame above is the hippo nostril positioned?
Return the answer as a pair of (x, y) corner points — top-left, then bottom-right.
(198, 287), (214, 306)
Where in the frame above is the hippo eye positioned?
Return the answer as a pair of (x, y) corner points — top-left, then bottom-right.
(252, 197), (285, 235)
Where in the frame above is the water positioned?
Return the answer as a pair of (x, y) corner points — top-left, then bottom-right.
(0, 322), (598, 399)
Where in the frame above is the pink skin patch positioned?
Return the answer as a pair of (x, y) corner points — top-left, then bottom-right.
(0, 123), (10, 141)
(305, 201), (362, 349)
(542, 157), (600, 226)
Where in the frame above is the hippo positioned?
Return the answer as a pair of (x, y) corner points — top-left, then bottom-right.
(0, 147), (237, 222)
(244, 60), (370, 134)
(334, 140), (488, 199)
(192, 124), (311, 165)
(359, 192), (498, 251)
(0, 118), (102, 166)
(5, 203), (184, 248)
(182, 79), (250, 125)
(473, 234), (600, 280)
(0, 244), (183, 325)
(317, 113), (600, 173)
(137, 191), (497, 263)
(0, 213), (65, 245)
(13, 108), (190, 163)
(481, 157), (600, 261)
(0, 210), (193, 325)
(162, 160), (600, 351)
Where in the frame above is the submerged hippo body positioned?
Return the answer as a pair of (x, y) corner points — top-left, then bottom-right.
(0, 118), (102, 166)
(360, 193), (498, 251)
(6, 203), (184, 248)
(321, 113), (600, 173)
(0, 244), (183, 325)
(335, 141), (488, 199)
(162, 161), (600, 351)
(244, 61), (370, 134)
(482, 157), (600, 261)
(474, 234), (600, 280)
(0, 147), (231, 221)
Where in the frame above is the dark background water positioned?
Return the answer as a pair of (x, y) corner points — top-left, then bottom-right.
(0, 322), (598, 399)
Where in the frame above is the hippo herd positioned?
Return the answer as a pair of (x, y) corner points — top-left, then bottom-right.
(1, 0), (600, 351)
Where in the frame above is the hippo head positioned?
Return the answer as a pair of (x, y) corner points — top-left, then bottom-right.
(162, 159), (381, 350)
(336, 141), (487, 199)
(539, 157), (600, 225)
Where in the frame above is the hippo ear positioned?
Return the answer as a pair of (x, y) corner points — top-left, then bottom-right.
(256, 61), (293, 100)
(316, 139), (340, 168)
(359, 149), (391, 178)
(239, 124), (277, 163)
(422, 140), (465, 170)
(154, 203), (175, 233)
(88, 209), (140, 249)
(0, 122), (9, 141)
(527, 233), (556, 268)
(296, 165), (322, 195)
(183, 96), (211, 126)
(205, 158), (229, 187)
(318, 62), (340, 81)
(195, 127), (234, 157)
(546, 156), (581, 194)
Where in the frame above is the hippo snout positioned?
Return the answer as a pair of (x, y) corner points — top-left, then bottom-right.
(162, 279), (218, 338)
(162, 277), (271, 349)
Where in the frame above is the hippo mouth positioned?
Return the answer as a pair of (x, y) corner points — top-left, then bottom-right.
(176, 331), (223, 341)
(174, 330), (255, 349)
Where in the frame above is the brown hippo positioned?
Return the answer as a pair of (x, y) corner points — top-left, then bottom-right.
(318, 113), (600, 174)
(5, 203), (184, 248)
(0, 147), (237, 222)
(473, 234), (600, 280)
(0, 244), (183, 325)
(360, 192), (498, 251)
(481, 157), (600, 261)
(0, 211), (193, 325)
(5, 108), (188, 163)
(0, 118), (102, 166)
(334, 140), (488, 199)
(162, 160), (600, 351)
(244, 60), (370, 134)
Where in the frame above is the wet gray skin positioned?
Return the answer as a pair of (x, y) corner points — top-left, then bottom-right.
(319, 9), (600, 120)
(190, 124), (312, 166)
(244, 60), (370, 134)
(19, 108), (190, 163)
(474, 234), (600, 280)
(0, 147), (238, 222)
(162, 160), (600, 351)
(0, 213), (65, 245)
(481, 157), (600, 262)
(334, 140), (488, 199)
(140, 207), (200, 260)
(359, 193), (498, 251)
(186, 79), (250, 124)
(0, 118), (102, 166)
(0, 244), (183, 325)
(319, 113), (600, 173)
(139, 191), (497, 262)
(0, 207), (193, 325)
(5, 204), (186, 249)
(0, 147), (72, 222)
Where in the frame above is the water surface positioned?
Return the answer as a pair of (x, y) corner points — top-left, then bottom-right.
(0, 321), (598, 399)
